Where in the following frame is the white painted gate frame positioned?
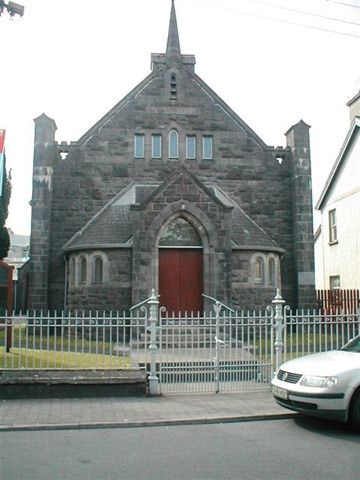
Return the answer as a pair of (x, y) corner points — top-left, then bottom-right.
(143, 289), (360, 395)
(1, 290), (359, 396)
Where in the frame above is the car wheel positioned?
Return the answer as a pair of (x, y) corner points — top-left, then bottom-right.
(349, 390), (360, 430)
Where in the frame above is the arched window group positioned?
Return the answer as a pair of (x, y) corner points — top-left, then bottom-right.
(68, 252), (107, 287)
(133, 130), (213, 160)
(251, 253), (279, 288)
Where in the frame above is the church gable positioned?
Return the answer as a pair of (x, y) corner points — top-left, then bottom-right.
(28, 0), (315, 312)
(74, 0), (266, 162)
(132, 167), (232, 251)
(137, 166), (230, 212)
(76, 62), (266, 164)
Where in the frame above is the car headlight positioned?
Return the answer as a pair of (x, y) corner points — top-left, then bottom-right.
(300, 375), (338, 388)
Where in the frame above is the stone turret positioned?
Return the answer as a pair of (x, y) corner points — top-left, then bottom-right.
(286, 120), (316, 308)
(28, 114), (58, 311)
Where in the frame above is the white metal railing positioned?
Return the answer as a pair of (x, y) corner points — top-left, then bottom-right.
(1, 295), (359, 395)
(0, 310), (151, 370)
(283, 307), (360, 363)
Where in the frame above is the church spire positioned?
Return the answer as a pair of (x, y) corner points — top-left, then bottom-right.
(166, 0), (181, 58)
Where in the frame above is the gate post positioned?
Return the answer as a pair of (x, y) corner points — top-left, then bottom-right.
(272, 289), (285, 370)
(147, 288), (160, 395)
(214, 301), (222, 394)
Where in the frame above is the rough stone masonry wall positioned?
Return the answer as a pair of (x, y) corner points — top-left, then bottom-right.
(231, 250), (280, 310)
(45, 67), (300, 310)
(131, 172), (233, 306)
(67, 249), (132, 312)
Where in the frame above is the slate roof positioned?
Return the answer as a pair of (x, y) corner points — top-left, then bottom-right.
(231, 207), (279, 250)
(62, 183), (160, 251)
(62, 172), (282, 253)
(211, 186), (282, 251)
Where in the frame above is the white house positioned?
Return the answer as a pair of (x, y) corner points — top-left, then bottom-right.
(315, 91), (360, 290)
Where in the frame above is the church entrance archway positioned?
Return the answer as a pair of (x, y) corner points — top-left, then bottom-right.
(158, 217), (203, 313)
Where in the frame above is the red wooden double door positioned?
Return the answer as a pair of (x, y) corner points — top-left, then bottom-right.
(159, 249), (203, 314)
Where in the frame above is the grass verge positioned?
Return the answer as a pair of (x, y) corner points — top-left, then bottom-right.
(0, 347), (131, 369)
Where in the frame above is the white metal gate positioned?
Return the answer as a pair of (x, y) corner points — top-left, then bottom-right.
(157, 308), (274, 395)
(2, 290), (359, 396)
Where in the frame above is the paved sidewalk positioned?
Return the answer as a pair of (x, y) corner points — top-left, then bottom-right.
(0, 389), (295, 431)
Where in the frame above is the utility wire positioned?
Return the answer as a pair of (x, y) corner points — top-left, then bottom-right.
(253, 0), (360, 27)
(195, 0), (360, 39)
(326, 1), (360, 9)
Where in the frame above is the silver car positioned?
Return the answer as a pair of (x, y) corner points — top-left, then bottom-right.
(271, 334), (360, 429)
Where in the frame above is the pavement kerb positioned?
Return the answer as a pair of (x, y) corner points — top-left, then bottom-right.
(0, 412), (297, 432)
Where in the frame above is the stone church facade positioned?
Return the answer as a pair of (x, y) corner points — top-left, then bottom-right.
(28, 1), (315, 313)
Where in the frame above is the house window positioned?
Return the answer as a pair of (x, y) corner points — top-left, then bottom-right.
(94, 257), (103, 283)
(330, 275), (340, 290)
(329, 209), (337, 243)
(203, 136), (213, 160)
(169, 129), (178, 159)
(254, 257), (265, 284)
(134, 134), (145, 158)
(186, 135), (196, 159)
(268, 258), (276, 286)
(80, 257), (87, 284)
(152, 134), (162, 159)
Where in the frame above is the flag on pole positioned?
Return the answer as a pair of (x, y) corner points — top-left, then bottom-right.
(0, 129), (5, 197)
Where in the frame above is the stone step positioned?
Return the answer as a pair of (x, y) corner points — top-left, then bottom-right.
(138, 332), (234, 342)
(129, 338), (245, 349)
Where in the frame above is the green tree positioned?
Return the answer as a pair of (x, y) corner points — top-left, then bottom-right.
(0, 163), (11, 259)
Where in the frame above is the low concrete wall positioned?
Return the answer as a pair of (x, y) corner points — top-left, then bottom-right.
(0, 369), (148, 399)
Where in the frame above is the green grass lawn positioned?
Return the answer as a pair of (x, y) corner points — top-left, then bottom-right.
(0, 325), (132, 369)
(0, 347), (131, 369)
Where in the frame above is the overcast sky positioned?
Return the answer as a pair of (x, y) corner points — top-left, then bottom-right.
(1, 0), (359, 236)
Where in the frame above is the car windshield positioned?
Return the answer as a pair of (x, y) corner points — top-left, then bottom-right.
(340, 336), (360, 352)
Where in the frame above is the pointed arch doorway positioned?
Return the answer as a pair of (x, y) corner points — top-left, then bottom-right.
(159, 217), (203, 313)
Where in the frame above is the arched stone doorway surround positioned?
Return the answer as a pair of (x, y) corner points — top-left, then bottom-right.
(145, 200), (218, 312)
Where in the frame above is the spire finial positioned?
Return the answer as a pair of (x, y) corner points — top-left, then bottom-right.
(166, 0), (181, 57)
